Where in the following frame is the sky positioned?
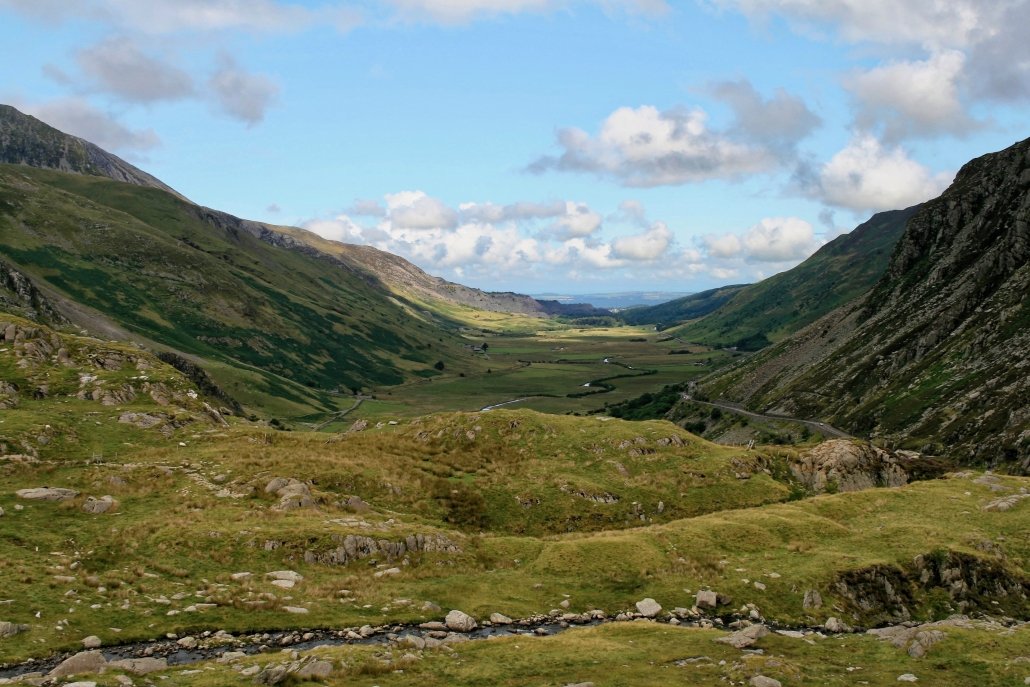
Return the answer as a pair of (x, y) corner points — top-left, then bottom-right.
(1, 1), (1028, 294)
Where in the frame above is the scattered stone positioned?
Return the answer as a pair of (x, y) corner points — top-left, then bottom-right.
(489, 613), (513, 625)
(81, 635), (102, 649)
(374, 567), (401, 578)
(282, 606), (309, 614)
(108, 657), (168, 675)
(49, 650), (107, 678)
(695, 590), (718, 609)
(0, 621), (29, 638)
(635, 598), (662, 618)
(295, 660), (334, 679)
(266, 570), (303, 583)
(897, 674), (918, 682)
(802, 589), (822, 610)
(716, 624), (769, 649)
(82, 495), (116, 514)
(176, 636), (198, 649)
(750, 677), (782, 687)
(445, 609), (477, 632)
(824, 617), (850, 633)
(16, 487), (79, 501)
(230, 572), (252, 581)
(64, 682), (98, 687)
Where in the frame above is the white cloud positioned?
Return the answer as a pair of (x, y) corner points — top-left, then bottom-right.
(815, 135), (952, 212)
(208, 55), (279, 125)
(75, 36), (195, 103)
(713, 0), (994, 50)
(385, 190), (459, 229)
(18, 97), (161, 153)
(553, 201), (602, 238)
(701, 217), (821, 263)
(529, 105), (774, 187)
(848, 51), (974, 141)
(612, 221), (672, 260)
(303, 192), (680, 283)
(709, 79), (821, 149)
(701, 233), (742, 259)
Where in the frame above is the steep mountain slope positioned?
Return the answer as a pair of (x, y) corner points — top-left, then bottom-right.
(0, 104), (185, 199)
(618, 284), (748, 328)
(661, 207), (917, 349)
(0, 163), (485, 417)
(706, 137), (1030, 471)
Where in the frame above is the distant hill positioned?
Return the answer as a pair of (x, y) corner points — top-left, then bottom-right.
(705, 137), (1030, 471)
(617, 284), (749, 328)
(532, 291), (693, 310)
(663, 207), (918, 349)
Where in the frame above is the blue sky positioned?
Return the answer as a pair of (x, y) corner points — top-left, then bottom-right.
(1, 0), (1027, 293)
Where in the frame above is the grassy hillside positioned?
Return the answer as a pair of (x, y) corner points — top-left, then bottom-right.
(618, 284), (748, 328)
(0, 164), (485, 417)
(668, 208), (917, 349)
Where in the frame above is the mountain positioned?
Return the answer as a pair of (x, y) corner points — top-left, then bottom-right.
(532, 291), (694, 310)
(617, 284), (749, 328)
(630, 207), (917, 348)
(705, 137), (1030, 471)
(0, 104), (185, 199)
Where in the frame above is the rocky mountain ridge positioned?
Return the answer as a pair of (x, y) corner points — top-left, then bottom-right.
(705, 137), (1030, 471)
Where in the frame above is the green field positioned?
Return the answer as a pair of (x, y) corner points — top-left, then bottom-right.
(321, 327), (734, 426)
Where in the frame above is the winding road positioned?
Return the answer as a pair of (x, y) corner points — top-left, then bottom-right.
(680, 394), (853, 439)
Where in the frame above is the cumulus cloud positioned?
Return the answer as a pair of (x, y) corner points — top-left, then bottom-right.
(811, 135), (952, 212)
(302, 192), (678, 283)
(208, 55), (279, 125)
(385, 191), (459, 230)
(347, 198), (387, 217)
(612, 221), (672, 260)
(529, 105), (775, 187)
(19, 97), (161, 153)
(76, 36), (195, 103)
(848, 51), (975, 141)
(709, 79), (821, 150)
(712, 0), (994, 50)
(702, 217), (821, 263)
(966, 1), (1030, 103)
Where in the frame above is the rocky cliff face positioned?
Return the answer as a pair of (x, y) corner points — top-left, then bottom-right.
(707, 137), (1030, 471)
(0, 105), (185, 199)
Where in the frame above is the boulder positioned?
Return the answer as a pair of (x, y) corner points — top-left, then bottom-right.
(295, 660), (334, 679)
(716, 624), (769, 649)
(282, 606), (309, 614)
(16, 487), (79, 501)
(802, 589), (822, 610)
(0, 621), (29, 639)
(50, 650), (107, 678)
(792, 440), (908, 493)
(266, 570), (303, 583)
(695, 590), (718, 609)
(444, 609), (477, 632)
(81, 635), (102, 649)
(635, 598), (662, 618)
(489, 612), (513, 625)
(82, 495), (116, 514)
(824, 617), (850, 633)
(750, 677), (782, 687)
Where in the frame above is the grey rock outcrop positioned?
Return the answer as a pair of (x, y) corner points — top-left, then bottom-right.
(17, 487), (79, 501)
(791, 440), (908, 493)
